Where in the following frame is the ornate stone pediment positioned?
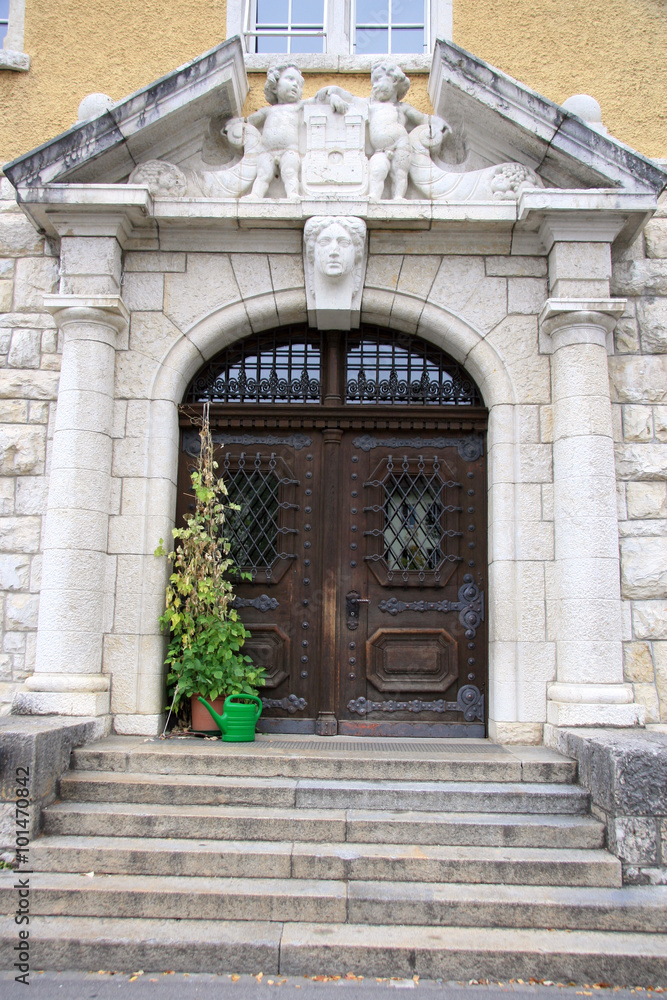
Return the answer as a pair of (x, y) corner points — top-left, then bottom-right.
(4, 36), (666, 249)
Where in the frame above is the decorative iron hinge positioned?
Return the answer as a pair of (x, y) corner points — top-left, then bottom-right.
(347, 685), (484, 722)
(262, 694), (308, 714)
(183, 430), (312, 456)
(232, 595), (279, 612)
(353, 434), (483, 462)
(378, 574), (484, 639)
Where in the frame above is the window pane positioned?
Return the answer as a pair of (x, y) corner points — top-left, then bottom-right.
(356, 26), (388, 53)
(0, 0), (9, 18)
(292, 0), (324, 23)
(256, 0), (288, 24)
(391, 27), (424, 52)
(356, 0), (388, 24)
(290, 35), (324, 52)
(0, 24), (7, 44)
(256, 34), (289, 52)
(391, 0), (424, 22)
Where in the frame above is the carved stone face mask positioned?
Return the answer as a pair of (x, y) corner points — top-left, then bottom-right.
(314, 224), (356, 277)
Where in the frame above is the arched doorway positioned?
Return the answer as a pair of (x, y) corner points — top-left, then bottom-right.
(177, 325), (488, 737)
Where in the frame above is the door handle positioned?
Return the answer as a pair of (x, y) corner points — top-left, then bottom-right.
(346, 591), (370, 630)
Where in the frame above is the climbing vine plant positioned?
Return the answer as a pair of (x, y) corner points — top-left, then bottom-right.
(155, 407), (265, 721)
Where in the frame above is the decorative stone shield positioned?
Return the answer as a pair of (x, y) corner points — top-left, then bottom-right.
(302, 102), (369, 197)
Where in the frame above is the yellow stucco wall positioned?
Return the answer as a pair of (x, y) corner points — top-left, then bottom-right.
(454, 0), (667, 159)
(242, 73), (432, 119)
(0, 0), (665, 163)
(0, 0), (228, 162)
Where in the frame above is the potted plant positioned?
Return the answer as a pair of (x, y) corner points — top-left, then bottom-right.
(155, 406), (265, 735)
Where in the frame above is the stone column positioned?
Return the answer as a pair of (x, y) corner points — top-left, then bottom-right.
(540, 298), (644, 727)
(20, 298), (128, 715)
(18, 232), (128, 716)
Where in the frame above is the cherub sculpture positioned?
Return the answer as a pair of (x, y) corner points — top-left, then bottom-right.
(245, 63), (348, 199)
(366, 61), (449, 200)
(322, 61), (451, 200)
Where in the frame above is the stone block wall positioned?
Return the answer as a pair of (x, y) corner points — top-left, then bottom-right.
(548, 727), (667, 884)
(611, 190), (667, 725)
(0, 175), (60, 713)
(0, 167), (666, 731)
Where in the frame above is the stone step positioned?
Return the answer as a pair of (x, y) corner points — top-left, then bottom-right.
(3, 872), (664, 932)
(27, 835), (622, 886)
(347, 881), (667, 932)
(42, 800), (606, 849)
(70, 738), (576, 784)
(279, 921), (667, 982)
(0, 915), (665, 983)
(0, 872), (347, 924)
(58, 772), (591, 814)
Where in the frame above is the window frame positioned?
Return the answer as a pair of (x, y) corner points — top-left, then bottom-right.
(352, 0), (430, 56)
(244, 0), (330, 55)
(0, 0), (29, 72)
(229, 0), (451, 64)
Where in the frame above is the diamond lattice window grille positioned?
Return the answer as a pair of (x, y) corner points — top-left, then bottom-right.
(222, 452), (297, 580)
(364, 455), (463, 583)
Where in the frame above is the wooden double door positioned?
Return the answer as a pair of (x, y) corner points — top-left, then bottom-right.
(178, 412), (487, 738)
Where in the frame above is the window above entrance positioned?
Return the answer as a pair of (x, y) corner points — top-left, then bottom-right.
(231, 0), (450, 61)
(184, 327), (482, 407)
(188, 330), (322, 404)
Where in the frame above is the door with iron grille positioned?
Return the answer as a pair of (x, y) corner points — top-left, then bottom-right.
(177, 325), (487, 736)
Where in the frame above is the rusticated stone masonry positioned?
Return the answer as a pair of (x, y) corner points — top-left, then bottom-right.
(611, 190), (667, 726)
(0, 174), (60, 711)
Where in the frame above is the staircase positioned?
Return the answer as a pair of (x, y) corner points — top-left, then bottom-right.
(1, 735), (666, 982)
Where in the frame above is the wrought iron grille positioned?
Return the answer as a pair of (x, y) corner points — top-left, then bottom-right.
(186, 329), (321, 404)
(222, 452), (298, 579)
(364, 455), (462, 583)
(346, 328), (482, 405)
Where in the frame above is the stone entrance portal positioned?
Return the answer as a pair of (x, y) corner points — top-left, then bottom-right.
(177, 326), (488, 736)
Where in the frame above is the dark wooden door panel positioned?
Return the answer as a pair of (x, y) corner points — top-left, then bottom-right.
(177, 425), (322, 733)
(337, 432), (487, 737)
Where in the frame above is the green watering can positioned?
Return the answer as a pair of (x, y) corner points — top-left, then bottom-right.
(197, 694), (262, 742)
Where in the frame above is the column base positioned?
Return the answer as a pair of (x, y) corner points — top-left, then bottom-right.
(12, 689), (110, 716)
(488, 721), (543, 745)
(113, 713), (166, 736)
(546, 681), (645, 727)
(546, 701), (646, 727)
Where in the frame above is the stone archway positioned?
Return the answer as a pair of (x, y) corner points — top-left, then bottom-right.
(139, 291), (521, 740)
(176, 323), (489, 737)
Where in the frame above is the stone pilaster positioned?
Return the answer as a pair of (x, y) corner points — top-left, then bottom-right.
(17, 290), (128, 717)
(540, 299), (644, 727)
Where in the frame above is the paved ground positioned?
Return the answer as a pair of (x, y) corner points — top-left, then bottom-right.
(0, 971), (663, 999)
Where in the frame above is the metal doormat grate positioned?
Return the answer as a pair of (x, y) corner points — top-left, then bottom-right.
(254, 740), (508, 754)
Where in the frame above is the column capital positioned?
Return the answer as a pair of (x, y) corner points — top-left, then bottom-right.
(538, 297), (626, 354)
(43, 294), (129, 338)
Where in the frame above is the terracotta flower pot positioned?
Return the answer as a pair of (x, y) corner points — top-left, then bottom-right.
(190, 694), (225, 734)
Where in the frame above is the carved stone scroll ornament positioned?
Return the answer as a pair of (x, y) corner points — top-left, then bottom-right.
(378, 574), (485, 639)
(128, 119), (262, 199)
(262, 694), (308, 713)
(303, 216), (368, 331)
(408, 121), (543, 202)
(347, 684), (484, 722)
